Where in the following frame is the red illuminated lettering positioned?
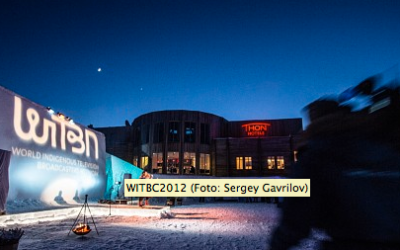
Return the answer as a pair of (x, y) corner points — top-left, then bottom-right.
(241, 123), (270, 137)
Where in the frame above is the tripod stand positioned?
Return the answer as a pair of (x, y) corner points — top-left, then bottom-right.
(68, 194), (99, 236)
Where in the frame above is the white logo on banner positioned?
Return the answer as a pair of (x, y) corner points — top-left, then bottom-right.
(13, 96), (99, 159)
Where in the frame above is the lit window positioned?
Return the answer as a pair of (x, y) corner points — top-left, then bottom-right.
(141, 156), (149, 169)
(293, 151), (298, 162)
(183, 152), (196, 174)
(167, 152), (179, 174)
(236, 157), (243, 170)
(152, 153), (163, 174)
(200, 153), (210, 174)
(277, 156), (285, 169)
(245, 157), (252, 169)
(267, 156), (275, 169)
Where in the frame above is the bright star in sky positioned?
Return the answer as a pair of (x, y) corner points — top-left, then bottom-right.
(97, 68), (102, 72)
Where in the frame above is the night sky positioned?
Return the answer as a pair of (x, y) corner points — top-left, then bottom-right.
(1, 0), (399, 128)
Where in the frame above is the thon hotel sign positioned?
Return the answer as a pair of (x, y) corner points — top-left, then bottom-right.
(241, 122), (270, 137)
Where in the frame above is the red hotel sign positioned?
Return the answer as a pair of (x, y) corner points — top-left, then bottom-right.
(242, 122), (271, 137)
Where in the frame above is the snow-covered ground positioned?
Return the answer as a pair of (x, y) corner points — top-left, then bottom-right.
(2, 200), (324, 250)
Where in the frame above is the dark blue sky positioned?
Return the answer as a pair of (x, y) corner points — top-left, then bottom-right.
(1, 0), (399, 127)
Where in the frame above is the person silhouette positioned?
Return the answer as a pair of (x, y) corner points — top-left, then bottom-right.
(73, 190), (80, 203)
(138, 171), (153, 207)
(270, 96), (400, 250)
(54, 190), (67, 204)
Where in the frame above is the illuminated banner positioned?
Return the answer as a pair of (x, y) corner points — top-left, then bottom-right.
(241, 122), (270, 137)
(0, 86), (106, 205)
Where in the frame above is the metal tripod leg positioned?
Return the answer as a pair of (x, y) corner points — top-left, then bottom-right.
(85, 202), (99, 235)
(68, 202), (85, 236)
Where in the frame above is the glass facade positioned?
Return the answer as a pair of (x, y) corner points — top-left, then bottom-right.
(168, 122), (180, 142)
(167, 152), (179, 174)
(199, 153), (210, 174)
(183, 152), (196, 174)
(152, 152), (163, 173)
(184, 122), (196, 143)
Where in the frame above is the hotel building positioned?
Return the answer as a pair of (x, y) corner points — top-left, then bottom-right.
(95, 110), (303, 177)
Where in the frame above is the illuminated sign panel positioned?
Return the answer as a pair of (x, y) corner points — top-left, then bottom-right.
(13, 96), (99, 159)
(0, 86), (106, 205)
(242, 122), (270, 137)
